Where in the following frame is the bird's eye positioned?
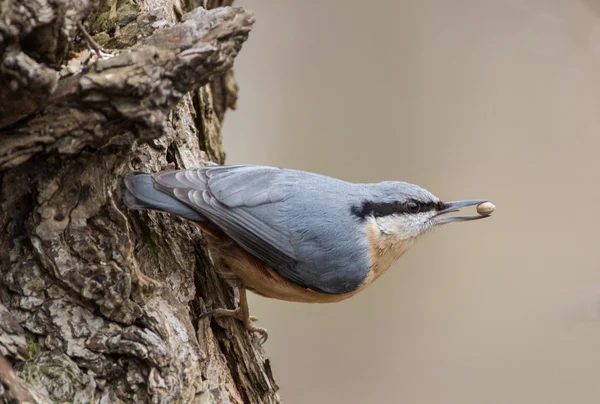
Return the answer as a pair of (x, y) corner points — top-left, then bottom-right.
(406, 201), (420, 213)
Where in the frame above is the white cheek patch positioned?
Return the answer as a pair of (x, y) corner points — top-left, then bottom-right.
(376, 220), (389, 235)
(374, 212), (436, 239)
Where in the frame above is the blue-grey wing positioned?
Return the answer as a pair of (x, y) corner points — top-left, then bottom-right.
(153, 165), (296, 269)
(153, 165), (370, 294)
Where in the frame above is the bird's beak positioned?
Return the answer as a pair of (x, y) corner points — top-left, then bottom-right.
(432, 199), (490, 225)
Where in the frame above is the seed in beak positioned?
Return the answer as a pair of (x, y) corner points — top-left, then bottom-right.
(476, 202), (496, 216)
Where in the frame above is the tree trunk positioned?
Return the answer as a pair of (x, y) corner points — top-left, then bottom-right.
(0, 0), (280, 402)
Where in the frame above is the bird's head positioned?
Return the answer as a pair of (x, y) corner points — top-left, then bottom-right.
(354, 181), (491, 242)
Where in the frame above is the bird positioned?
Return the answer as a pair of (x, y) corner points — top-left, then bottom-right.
(123, 164), (493, 343)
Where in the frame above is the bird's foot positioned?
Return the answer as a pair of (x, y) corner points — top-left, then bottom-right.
(199, 307), (268, 344)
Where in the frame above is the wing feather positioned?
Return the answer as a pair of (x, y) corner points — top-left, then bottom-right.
(154, 166), (297, 270)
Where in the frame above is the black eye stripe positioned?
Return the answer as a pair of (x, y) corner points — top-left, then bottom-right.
(351, 200), (444, 219)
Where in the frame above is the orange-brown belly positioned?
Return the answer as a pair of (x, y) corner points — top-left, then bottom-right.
(207, 240), (356, 303)
(208, 242), (411, 304)
(201, 221), (414, 303)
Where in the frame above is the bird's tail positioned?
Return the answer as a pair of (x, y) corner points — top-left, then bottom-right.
(123, 172), (205, 222)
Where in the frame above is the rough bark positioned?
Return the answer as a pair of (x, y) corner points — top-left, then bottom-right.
(0, 0), (280, 403)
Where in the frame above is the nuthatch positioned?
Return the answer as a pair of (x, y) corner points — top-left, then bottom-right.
(124, 165), (493, 342)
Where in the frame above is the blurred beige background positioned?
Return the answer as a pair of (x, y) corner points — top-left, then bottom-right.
(222, 1), (600, 403)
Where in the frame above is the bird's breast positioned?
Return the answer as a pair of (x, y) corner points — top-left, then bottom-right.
(361, 218), (415, 288)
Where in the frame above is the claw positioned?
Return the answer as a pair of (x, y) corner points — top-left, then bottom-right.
(199, 287), (268, 344)
(249, 325), (268, 344)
